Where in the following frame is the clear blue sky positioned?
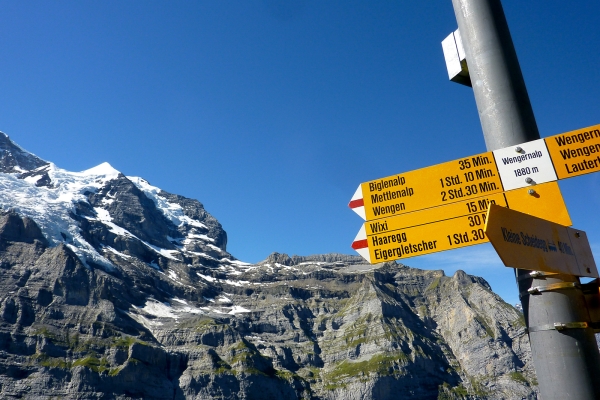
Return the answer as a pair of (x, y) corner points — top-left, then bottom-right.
(1, 1), (598, 306)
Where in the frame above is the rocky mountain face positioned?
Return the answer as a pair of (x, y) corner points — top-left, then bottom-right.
(0, 132), (538, 399)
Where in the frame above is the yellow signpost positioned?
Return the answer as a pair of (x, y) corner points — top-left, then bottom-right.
(352, 182), (570, 263)
(484, 204), (598, 278)
(350, 122), (600, 222)
(545, 123), (600, 179)
(349, 151), (503, 220)
(349, 122), (600, 265)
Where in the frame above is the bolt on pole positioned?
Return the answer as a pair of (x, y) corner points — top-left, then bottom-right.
(450, 0), (600, 398)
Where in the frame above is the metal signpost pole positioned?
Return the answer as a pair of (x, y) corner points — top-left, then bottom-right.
(450, 0), (600, 398)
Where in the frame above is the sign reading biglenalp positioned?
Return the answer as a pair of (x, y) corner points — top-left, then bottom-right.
(348, 122), (600, 264)
(349, 151), (503, 221)
(351, 182), (571, 263)
(350, 123), (600, 224)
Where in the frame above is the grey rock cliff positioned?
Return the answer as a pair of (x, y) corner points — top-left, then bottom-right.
(0, 220), (537, 399)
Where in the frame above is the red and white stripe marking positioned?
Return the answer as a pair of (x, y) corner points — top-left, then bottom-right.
(351, 225), (371, 263)
(348, 185), (366, 220)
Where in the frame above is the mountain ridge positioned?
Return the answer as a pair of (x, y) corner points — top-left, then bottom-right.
(0, 133), (538, 399)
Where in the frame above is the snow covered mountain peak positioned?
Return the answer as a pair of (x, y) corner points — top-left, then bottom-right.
(0, 131), (48, 173)
(0, 133), (233, 275)
(80, 161), (121, 178)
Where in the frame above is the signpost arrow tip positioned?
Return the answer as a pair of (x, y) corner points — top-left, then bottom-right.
(351, 225), (371, 263)
(348, 185), (366, 220)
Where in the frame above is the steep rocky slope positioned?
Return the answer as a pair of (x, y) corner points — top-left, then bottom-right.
(0, 132), (538, 399)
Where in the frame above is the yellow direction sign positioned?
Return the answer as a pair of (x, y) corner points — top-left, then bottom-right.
(485, 204), (598, 278)
(347, 122), (600, 264)
(352, 182), (570, 263)
(349, 122), (600, 222)
(349, 151), (503, 220)
(545, 123), (600, 179)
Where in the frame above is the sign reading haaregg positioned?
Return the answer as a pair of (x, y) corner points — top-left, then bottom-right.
(352, 182), (571, 263)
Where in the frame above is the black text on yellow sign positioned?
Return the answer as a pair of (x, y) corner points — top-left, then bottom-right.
(350, 122), (600, 222)
(353, 182), (571, 263)
(359, 152), (503, 220)
(368, 212), (490, 262)
(545, 123), (600, 179)
(485, 204), (598, 278)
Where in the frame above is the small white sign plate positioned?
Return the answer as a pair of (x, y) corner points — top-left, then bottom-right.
(492, 138), (557, 191)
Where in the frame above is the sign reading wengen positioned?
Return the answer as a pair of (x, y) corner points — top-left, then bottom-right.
(349, 123), (600, 263)
(351, 182), (570, 263)
(544, 124), (600, 179)
(348, 151), (503, 221)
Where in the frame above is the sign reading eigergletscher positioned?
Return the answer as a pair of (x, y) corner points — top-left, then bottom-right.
(351, 182), (571, 263)
(348, 122), (600, 264)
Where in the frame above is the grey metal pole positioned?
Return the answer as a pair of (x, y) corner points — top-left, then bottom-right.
(450, 0), (600, 399)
